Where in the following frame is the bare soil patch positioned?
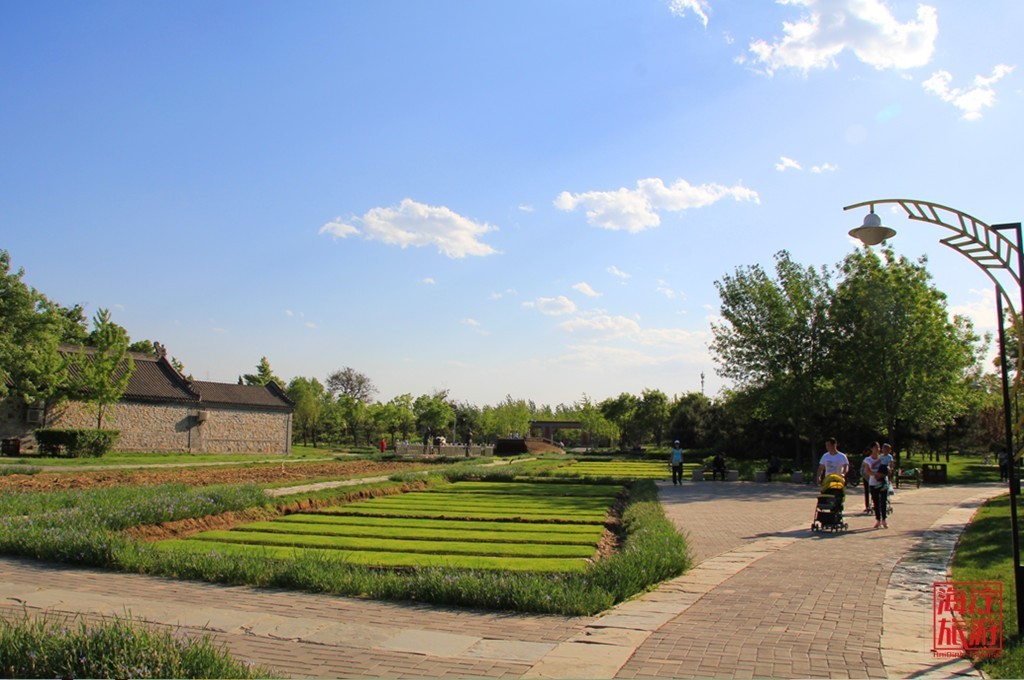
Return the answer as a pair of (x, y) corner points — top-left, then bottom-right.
(0, 460), (427, 493)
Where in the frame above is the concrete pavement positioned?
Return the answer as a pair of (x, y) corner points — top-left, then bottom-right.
(0, 480), (1005, 678)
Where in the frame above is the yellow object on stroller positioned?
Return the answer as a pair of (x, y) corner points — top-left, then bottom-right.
(811, 473), (849, 532)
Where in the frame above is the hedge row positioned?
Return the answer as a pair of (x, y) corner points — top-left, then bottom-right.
(34, 429), (120, 458)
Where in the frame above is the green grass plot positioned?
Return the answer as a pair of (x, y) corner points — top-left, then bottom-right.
(155, 480), (619, 572)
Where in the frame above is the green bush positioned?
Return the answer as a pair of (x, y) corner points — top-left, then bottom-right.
(0, 610), (270, 679)
(34, 429), (120, 458)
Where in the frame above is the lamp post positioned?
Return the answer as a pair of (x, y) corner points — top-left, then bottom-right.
(845, 198), (1024, 635)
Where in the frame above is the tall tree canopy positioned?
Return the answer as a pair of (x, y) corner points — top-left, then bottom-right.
(710, 250), (833, 462)
(72, 308), (133, 429)
(242, 356), (284, 387)
(830, 247), (981, 448)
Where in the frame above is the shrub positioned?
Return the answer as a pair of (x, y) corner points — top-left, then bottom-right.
(0, 610), (270, 679)
(34, 429), (120, 458)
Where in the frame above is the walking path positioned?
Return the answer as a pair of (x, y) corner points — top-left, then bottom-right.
(0, 480), (1004, 678)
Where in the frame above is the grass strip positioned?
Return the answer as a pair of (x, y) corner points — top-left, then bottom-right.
(0, 609), (271, 678)
(152, 540), (588, 572)
(275, 514), (602, 535)
(950, 492), (1024, 678)
(184, 529), (597, 558)
(328, 506), (607, 522)
(239, 519), (602, 545)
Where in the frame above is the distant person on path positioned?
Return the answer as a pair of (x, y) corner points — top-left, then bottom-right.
(879, 443), (895, 484)
(423, 429), (431, 455)
(670, 440), (684, 486)
(863, 444), (890, 528)
(379, 438), (387, 454)
(856, 444), (880, 512)
(766, 455), (781, 481)
(816, 437), (849, 485)
(1000, 450), (1009, 482)
(711, 452), (727, 481)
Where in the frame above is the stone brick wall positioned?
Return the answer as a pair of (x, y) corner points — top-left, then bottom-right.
(0, 395), (291, 455)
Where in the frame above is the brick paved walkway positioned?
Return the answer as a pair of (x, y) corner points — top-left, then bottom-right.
(0, 480), (1005, 678)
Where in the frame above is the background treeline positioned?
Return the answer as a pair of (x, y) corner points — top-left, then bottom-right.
(2, 247), (1007, 470)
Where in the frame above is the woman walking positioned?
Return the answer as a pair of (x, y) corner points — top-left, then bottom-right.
(862, 443), (889, 529)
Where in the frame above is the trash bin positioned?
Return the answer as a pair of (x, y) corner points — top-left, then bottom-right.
(922, 463), (948, 484)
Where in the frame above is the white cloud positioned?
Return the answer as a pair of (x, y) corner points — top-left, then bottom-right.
(558, 313), (702, 348)
(555, 177), (759, 233)
(421, 277), (436, 285)
(518, 204), (535, 212)
(489, 287), (518, 300)
(285, 310), (294, 317)
(747, 0), (938, 76)
(811, 162), (838, 173)
(527, 296), (578, 316)
(462, 318), (490, 335)
(668, 0), (710, 28)
(572, 282), (601, 297)
(657, 280), (684, 299)
(607, 265), (631, 280)
(923, 64), (1016, 121)
(775, 156), (802, 172)
(318, 219), (359, 239)
(319, 198), (499, 258)
(305, 322), (318, 329)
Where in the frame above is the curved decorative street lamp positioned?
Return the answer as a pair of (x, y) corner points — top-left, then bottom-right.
(845, 198), (1024, 635)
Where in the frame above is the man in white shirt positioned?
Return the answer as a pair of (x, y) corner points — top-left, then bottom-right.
(817, 437), (849, 484)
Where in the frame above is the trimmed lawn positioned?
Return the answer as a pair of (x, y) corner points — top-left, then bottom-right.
(557, 461), (701, 480)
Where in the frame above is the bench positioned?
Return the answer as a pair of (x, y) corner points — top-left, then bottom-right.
(896, 468), (921, 488)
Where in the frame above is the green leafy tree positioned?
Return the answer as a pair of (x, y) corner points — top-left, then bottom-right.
(600, 393), (639, 449)
(72, 308), (133, 430)
(570, 394), (616, 449)
(414, 391), (454, 443)
(242, 356), (284, 387)
(710, 250), (834, 465)
(634, 389), (670, 446)
(479, 395), (531, 441)
(287, 377), (326, 447)
(830, 247), (981, 454)
(387, 393), (417, 441)
(669, 392), (716, 449)
(0, 252), (84, 416)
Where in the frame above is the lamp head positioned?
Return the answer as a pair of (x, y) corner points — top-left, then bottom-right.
(849, 210), (897, 246)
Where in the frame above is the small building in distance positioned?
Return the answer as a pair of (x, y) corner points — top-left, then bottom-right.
(0, 344), (293, 454)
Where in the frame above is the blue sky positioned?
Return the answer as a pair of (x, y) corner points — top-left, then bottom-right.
(2, 0), (1021, 407)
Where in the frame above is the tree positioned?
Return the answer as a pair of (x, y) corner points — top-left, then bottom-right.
(387, 393), (417, 441)
(600, 393), (639, 449)
(479, 395), (531, 441)
(287, 377), (326, 447)
(669, 392), (716, 449)
(830, 247), (981, 454)
(414, 391), (454, 442)
(710, 250), (834, 465)
(243, 357), (284, 387)
(326, 367), (377, 403)
(71, 308), (134, 429)
(634, 389), (670, 446)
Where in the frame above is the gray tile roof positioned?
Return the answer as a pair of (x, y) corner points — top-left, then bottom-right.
(58, 344), (292, 411)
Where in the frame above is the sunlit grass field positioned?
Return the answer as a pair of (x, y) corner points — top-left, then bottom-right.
(158, 481), (617, 572)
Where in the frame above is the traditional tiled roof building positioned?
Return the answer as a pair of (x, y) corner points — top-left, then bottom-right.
(0, 344), (293, 454)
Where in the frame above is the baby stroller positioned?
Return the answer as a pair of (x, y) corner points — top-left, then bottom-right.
(811, 473), (849, 532)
